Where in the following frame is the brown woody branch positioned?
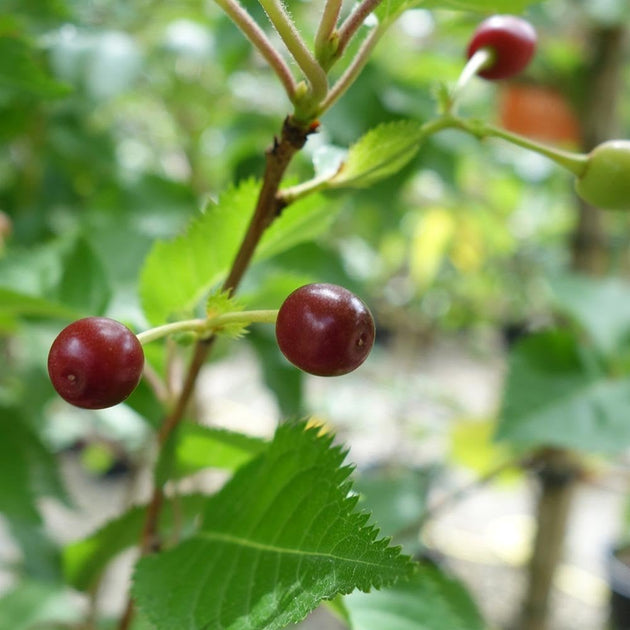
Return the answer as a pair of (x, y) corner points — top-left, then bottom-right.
(117, 115), (315, 630)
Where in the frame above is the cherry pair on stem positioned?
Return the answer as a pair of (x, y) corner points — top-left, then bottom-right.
(47, 283), (376, 409)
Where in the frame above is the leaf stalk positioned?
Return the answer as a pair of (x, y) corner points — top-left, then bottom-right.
(257, 0), (328, 104)
(215, 0), (298, 101)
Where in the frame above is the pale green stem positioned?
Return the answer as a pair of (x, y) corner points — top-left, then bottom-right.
(318, 23), (383, 114)
(454, 119), (589, 176)
(279, 170), (337, 204)
(137, 310), (278, 346)
(449, 47), (493, 110)
(278, 114), (588, 207)
(258, 0), (328, 102)
(280, 115), (459, 204)
(215, 0), (298, 100)
(213, 309), (278, 326)
(315, 0), (342, 61)
(336, 0), (384, 58)
(137, 318), (206, 345)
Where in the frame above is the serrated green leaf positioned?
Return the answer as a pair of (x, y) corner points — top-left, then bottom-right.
(345, 563), (486, 630)
(329, 121), (424, 189)
(63, 494), (205, 591)
(140, 180), (259, 326)
(549, 274), (630, 357)
(206, 291), (244, 317)
(206, 291), (249, 339)
(140, 180), (334, 325)
(133, 422), (415, 630)
(495, 330), (630, 453)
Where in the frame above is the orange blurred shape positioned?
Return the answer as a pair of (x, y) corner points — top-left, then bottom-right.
(498, 83), (581, 147)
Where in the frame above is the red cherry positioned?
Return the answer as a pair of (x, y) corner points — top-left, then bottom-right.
(467, 15), (537, 81)
(48, 317), (144, 409)
(275, 283), (375, 377)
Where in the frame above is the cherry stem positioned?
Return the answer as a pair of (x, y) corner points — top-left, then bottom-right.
(214, 0), (298, 101)
(319, 23), (383, 114)
(453, 118), (589, 176)
(315, 0), (342, 62)
(136, 310), (278, 346)
(278, 170), (336, 204)
(336, 0), (384, 60)
(117, 117), (313, 630)
(258, 0), (328, 104)
(449, 47), (493, 110)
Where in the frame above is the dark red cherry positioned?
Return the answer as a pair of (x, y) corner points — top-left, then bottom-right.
(48, 317), (144, 409)
(467, 15), (537, 80)
(275, 283), (375, 377)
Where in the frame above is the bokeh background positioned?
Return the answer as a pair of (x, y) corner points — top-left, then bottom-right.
(1, 1), (630, 628)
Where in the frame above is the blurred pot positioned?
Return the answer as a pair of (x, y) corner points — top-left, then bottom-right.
(608, 545), (630, 630)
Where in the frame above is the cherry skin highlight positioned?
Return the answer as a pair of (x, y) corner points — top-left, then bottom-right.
(275, 283), (375, 377)
(467, 15), (537, 80)
(48, 317), (145, 409)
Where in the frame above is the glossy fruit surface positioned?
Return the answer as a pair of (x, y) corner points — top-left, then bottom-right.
(48, 317), (144, 409)
(575, 140), (630, 210)
(275, 283), (375, 377)
(467, 15), (537, 80)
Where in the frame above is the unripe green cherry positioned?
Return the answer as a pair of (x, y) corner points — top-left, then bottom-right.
(575, 140), (630, 210)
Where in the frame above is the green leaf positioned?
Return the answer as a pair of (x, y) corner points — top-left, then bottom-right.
(420, 0), (537, 10)
(0, 287), (80, 320)
(0, 582), (81, 630)
(57, 236), (111, 315)
(345, 563), (486, 630)
(256, 190), (336, 262)
(157, 423), (267, 485)
(9, 521), (62, 582)
(0, 407), (63, 522)
(63, 494), (205, 591)
(140, 180), (334, 325)
(0, 35), (70, 105)
(140, 180), (258, 325)
(375, 0), (536, 23)
(495, 330), (630, 453)
(549, 274), (630, 357)
(0, 407), (64, 582)
(329, 121), (424, 189)
(172, 424), (267, 479)
(133, 422), (415, 630)
(205, 291), (249, 340)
